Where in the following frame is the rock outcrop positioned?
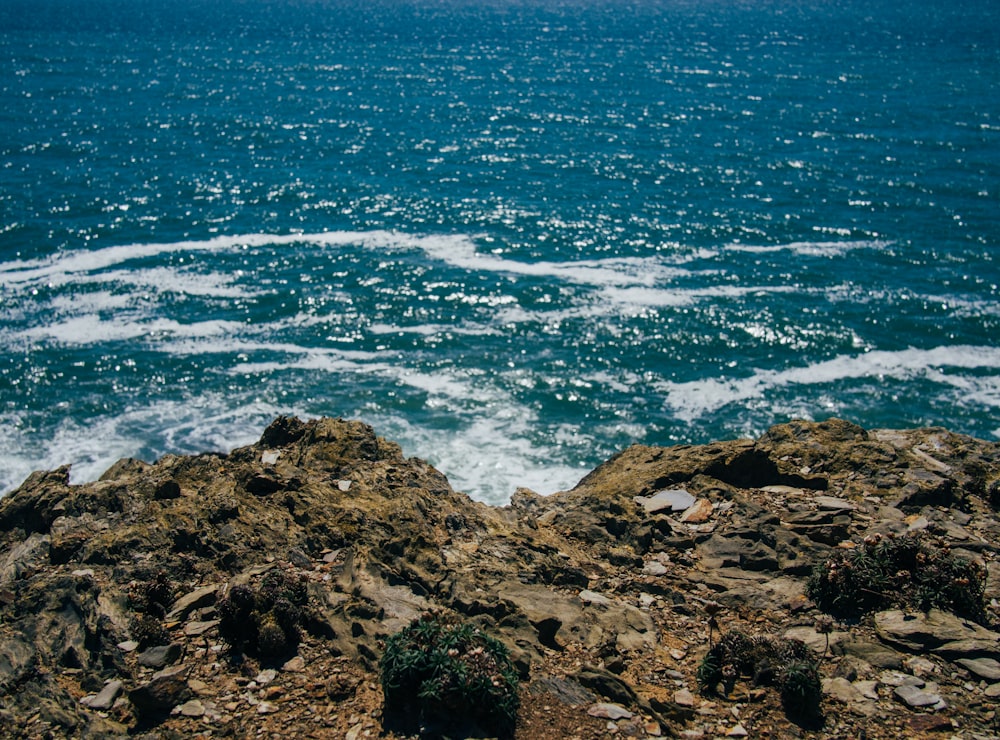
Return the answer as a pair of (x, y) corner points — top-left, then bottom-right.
(0, 416), (997, 738)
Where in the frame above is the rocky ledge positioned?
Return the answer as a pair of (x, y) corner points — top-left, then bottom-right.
(0, 416), (998, 739)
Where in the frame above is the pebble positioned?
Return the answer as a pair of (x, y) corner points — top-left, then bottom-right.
(587, 702), (633, 720)
(175, 699), (205, 717)
(904, 655), (936, 676)
(282, 655), (306, 672)
(579, 589), (613, 606)
(634, 488), (694, 514)
(256, 701), (280, 714)
(256, 668), (278, 685)
(679, 498), (714, 524)
(985, 683), (1000, 698)
(117, 640), (139, 652)
(642, 561), (668, 576)
(726, 723), (748, 737)
(674, 688), (696, 707)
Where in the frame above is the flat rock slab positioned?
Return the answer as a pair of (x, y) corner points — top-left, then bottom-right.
(956, 657), (1000, 681)
(175, 699), (205, 717)
(634, 489), (694, 514)
(784, 625), (848, 655)
(183, 620), (219, 637)
(812, 495), (856, 511)
(893, 683), (944, 709)
(579, 589), (613, 607)
(875, 609), (1000, 657)
(165, 585), (218, 621)
(529, 675), (597, 707)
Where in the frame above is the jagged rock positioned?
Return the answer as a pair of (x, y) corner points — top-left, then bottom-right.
(1, 533), (50, 585)
(574, 666), (641, 707)
(680, 498), (714, 524)
(129, 664), (191, 716)
(137, 643), (182, 668)
(0, 416), (996, 739)
(82, 680), (123, 710)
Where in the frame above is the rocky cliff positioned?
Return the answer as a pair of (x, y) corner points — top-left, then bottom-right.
(0, 416), (998, 739)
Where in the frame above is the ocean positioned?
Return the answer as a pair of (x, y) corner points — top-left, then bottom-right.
(1, 0), (998, 504)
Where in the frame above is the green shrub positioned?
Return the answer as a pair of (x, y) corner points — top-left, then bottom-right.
(806, 532), (987, 623)
(780, 660), (822, 721)
(217, 568), (309, 658)
(698, 629), (822, 722)
(381, 613), (520, 738)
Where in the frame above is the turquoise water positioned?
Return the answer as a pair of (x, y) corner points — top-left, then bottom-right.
(1, 0), (998, 503)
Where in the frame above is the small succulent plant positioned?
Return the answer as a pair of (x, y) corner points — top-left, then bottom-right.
(127, 569), (175, 648)
(217, 567), (309, 658)
(698, 628), (822, 722)
(780, 660), (823, 721)
(807, 532), (987, 623)
(380, 613), (520, 738)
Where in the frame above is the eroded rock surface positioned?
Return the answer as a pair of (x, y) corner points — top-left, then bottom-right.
(0, 416), (997, 738)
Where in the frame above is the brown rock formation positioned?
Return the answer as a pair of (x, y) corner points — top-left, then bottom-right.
(0, 416), (997, 738)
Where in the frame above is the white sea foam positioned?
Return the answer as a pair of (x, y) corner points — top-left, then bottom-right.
(0, 230), (690, 293)
(366, 413), (586, 504)
(659, 345), (1000, 421)
(368, 321), (497, 337)
(79, 267), (257, 299)
(20, 316), (243, 345)
(599, 283), (800, 308)
(220, 339), (506, 407)
(725, 239), (890, 257)
(0, 397), (285, 495)
(0, 388), (582, 505)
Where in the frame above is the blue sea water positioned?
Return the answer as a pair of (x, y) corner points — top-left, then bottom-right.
(1, 0), (998, 503)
